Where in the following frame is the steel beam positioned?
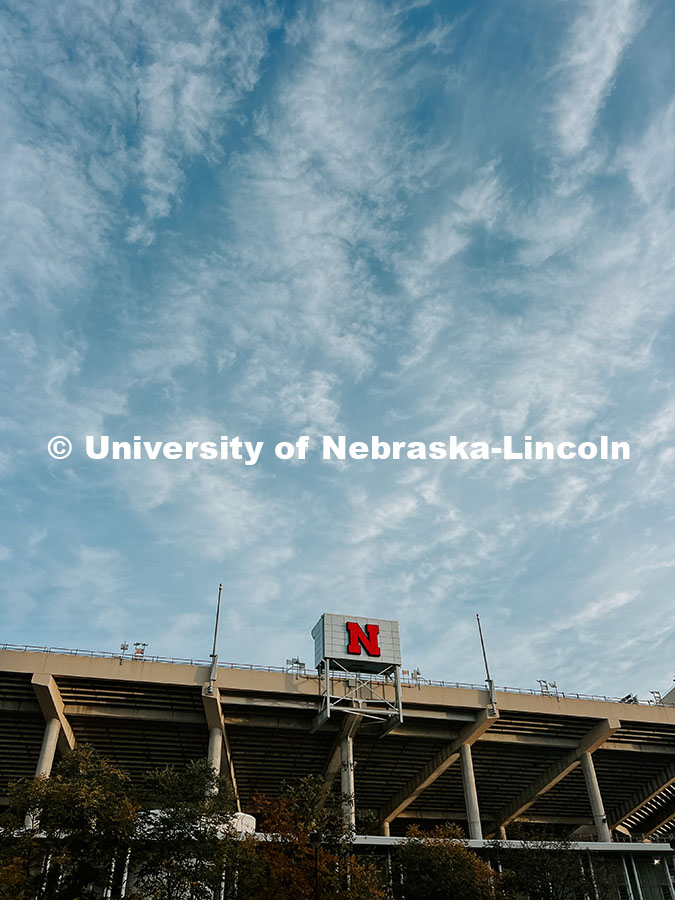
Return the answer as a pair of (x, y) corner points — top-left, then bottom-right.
(379, 707), (497, 830)
(491, 718), (620, 832)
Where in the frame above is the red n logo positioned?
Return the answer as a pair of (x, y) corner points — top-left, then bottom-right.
(346, 622), (381, 657)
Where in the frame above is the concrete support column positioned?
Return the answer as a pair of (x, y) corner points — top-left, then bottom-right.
(36, 717), (61, 777)
(341, 734), (356, 830)
(208, 726), (223, 776)
(460, 742), (482, 840)
(580, 751), (611, 842)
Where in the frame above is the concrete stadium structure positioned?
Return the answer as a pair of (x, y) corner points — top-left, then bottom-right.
(2, 641), (675, 897)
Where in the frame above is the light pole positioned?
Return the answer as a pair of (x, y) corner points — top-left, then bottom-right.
(309, 831), (323, 900)
(207, 583), (223, 695)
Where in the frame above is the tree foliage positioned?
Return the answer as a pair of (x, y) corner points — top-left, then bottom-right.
(493, 837), (620, 900)
(129, 758), (238, 900)
(237, 775), (388, 900)
(0, 748), (630, 900)
(392, 824), (509, 900)
(0, 745), (138, 900)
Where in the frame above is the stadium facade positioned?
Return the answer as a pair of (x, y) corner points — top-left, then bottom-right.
(2, 614), (675, 898)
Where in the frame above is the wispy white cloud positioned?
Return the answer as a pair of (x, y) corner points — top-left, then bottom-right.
(554, 0), (645, 156)
(2, 0), (675, 699)
(129, 2), (278, 231)
(621, 97), (675, 204)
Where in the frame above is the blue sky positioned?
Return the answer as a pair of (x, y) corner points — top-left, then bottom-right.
(2, 0), (675, 698)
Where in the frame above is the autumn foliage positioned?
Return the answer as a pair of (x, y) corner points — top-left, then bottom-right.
(241, 776), (387, 900)
(0, 746), (620, 900)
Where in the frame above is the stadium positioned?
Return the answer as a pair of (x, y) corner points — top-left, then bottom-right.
(2, 613), (675, 898)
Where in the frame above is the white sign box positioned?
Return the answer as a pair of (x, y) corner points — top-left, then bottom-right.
(312, 613), (402, 672)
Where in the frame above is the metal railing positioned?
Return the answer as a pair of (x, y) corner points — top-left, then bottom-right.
(0, 642), (664, 707)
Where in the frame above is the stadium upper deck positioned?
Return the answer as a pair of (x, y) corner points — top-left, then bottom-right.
(2, 644), (675, 845)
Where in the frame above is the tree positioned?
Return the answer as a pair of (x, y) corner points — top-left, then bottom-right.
(130, 758), (239, 900)
(492, 837), (620, 900)
(393, 824), (509, 900)
(0, 745), (138, 900)
(237, 775), (388, 900)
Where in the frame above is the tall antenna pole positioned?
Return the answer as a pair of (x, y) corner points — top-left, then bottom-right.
(208, 583), (223, 695)
(476, 613), (491, 682)
(476, 613), (498, 717)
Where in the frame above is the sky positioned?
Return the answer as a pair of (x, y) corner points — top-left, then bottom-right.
(1, 0), (675, 699)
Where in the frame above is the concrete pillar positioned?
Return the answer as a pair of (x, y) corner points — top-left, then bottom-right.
(341, 734), (356, 830)
(580, 751), (611, 842)
(208, 726), (223, 775)
(460, 742), (482, 840)
(36, 717), (61, 777)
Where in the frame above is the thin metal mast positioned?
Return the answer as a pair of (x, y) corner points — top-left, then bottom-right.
(208, 583), (223, 695)
(476, 613), (498, 717)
